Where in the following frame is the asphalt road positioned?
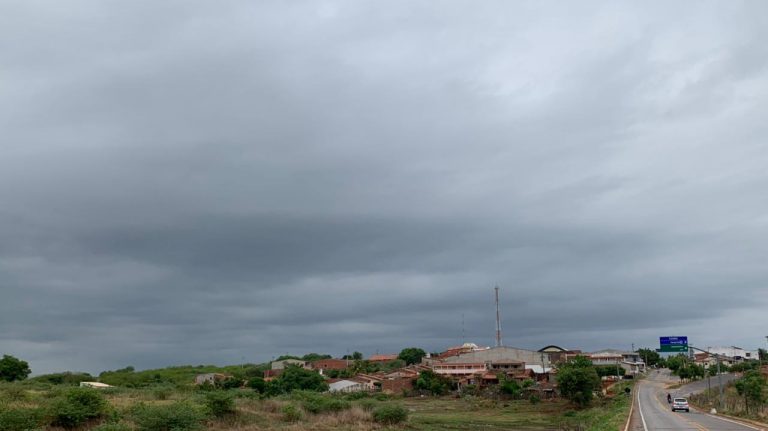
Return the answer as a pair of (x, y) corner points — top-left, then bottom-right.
(635, 369), (762, 431)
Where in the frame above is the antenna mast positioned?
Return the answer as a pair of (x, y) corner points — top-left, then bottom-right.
(495, 286), (503, 347)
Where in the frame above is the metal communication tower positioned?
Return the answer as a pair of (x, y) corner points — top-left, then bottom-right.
(495, 286), (503, 347)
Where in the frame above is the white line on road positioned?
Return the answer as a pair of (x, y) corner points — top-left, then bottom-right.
(637, 382), (648, 431)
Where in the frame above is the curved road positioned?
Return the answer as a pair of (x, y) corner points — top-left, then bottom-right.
(635, 370), (763, 431)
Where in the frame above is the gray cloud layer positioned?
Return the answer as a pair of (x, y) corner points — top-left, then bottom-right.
(2, 1), (768, 374)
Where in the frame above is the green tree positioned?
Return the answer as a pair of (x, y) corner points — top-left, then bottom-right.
(398, 348), (427, 366)
(342, 351), (363, 360)
(666, 354), (689, 374)
(758, 348), (767, 363)
(274, 366), (328, 393)
(637, 348), (662, 367)
(734, 370), (767, 413)
(556, 355), (601, 408)
(415, 370), (450, 395)
(301, 353), (332, 362)
(0, 355), (31, 382)
(248, 377), (266, 393)
(500, 378), (522, 398)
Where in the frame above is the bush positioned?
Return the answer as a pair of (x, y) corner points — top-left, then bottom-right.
(0, 407), (44, 431)
(273, 366), (328, 393)
(48, 387), (108, 428)
(344, 391), (369, 400)
(0, 385), (27, 402)
(372, 404), (408, 424)
(92, 423), (132, 431)
(247, 377), (266, 393)
(152, 385), (174, 400)
(500, 380), (522, 398)
(204, 391), (236, 417)
(357, 399), (376, 412)
(301, 396), (350, 414)
(219, 377), (243, 390)
(529, 394), (541, 404)
(281, 404), (303, 422)
(130, 401), (206, 431)
(31, 372), (94, 386)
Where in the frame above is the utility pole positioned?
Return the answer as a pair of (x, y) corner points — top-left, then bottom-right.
(494, 286), (503, 347)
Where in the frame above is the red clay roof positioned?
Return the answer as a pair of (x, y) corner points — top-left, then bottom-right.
(368, 354), (398, 362)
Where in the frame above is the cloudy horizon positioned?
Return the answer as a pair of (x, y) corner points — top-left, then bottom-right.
(2, 0), (768, 375)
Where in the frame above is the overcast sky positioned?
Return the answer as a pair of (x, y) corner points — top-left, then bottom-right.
(2, 1), (768, 375)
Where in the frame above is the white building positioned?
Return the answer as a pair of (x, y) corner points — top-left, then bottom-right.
(328, 380), (366, 393)
(589, 349), (646, 375)
(79, 382), (112, 389)
(706, 346), (759, 363)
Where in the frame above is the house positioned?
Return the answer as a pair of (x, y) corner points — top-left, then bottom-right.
(488, 360), (525, 373)
(311, 359), (350, 374)
(588, 349), (646, 375)
(194, 373), (231, 385)
(352, 374), (383, 391)
(538, 345), (582, 364)
(437, 342), (489, 359)
(431, 346), (549, 366)
(271, 359), (310, 370)
(706, 346), (759, 364)
(329, 379), (366, 393)
(431, 362), (488, 377)
(368, 354), (399, 363)
(79, 382), (112, 389)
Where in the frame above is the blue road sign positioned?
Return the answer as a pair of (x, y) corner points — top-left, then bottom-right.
(660, 336), (688, 352)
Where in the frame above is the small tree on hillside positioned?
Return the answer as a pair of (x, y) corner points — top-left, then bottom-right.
(637, 348), (662, 367)
(398, 348), (427, 365)
(274, 366), (328, 393)
(415, 370), (451, 395)
(0, 355), (31, 382)
(734, 370), (767, 414)
(556, 355), (601, 408)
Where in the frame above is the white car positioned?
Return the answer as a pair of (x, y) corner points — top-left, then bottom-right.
(671, 398), (690, 412)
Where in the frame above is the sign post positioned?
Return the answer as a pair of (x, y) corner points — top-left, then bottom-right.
(659, 336), (688, 353)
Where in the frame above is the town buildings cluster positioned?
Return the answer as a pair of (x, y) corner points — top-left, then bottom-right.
(248, 343), (649, 394)
(194, 343), (762, 394)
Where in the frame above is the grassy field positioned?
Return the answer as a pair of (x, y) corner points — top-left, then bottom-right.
(0, 381), (634, 431)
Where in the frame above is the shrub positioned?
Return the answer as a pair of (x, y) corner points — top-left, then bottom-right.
(48, 387), (108, 428)
(344, 391), (368, 400)
(301, 396), (350, 414)
(281, 404), (302, 422)
(0, 407), (44, 431)
(204, 391), (236, 417)
(529, 394), (541, 404)
(500, 380), (522, 398)
(372, 404), (408, 424)
(219, 377), (243, 390)
(273, 366), (328, 393)
(247, 377), (266, 393)
(357, 399), (376, 412)
(92, 423), (132, 431)
(0, 385), (27, 402)
(152, 385), (174, 400)
(130, 401), (206, 431)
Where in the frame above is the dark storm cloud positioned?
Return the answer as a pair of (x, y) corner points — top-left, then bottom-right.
(2, 1), (768, 374)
